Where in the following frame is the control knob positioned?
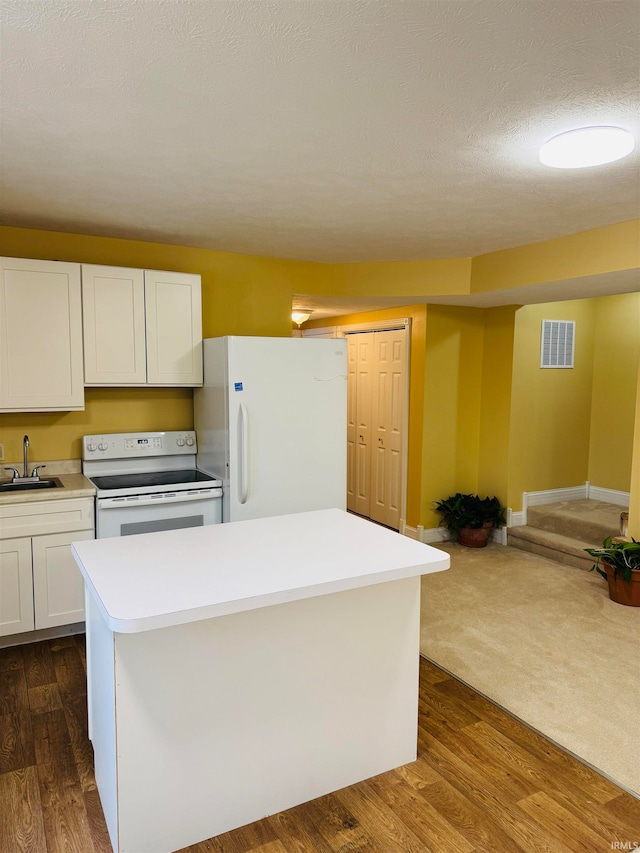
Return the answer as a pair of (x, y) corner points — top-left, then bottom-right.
(186, 436), (195, 447)
(87, 442), (97, 452)
(99, 443), (108, 451)
(176, 438), (185, 447)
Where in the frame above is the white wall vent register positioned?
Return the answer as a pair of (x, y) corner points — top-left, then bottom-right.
(540, 319), (575, 369)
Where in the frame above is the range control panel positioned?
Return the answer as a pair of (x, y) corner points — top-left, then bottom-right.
(82, 431), (197, 460)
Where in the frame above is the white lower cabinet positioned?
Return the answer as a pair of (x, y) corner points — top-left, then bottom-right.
(0, 537), (34, 635)
(32, 530), (94, 629)
(0, 498), (94, 637)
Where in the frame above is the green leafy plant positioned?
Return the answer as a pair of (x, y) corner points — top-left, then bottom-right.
(434, 493), (506, 541)
(584, 537), (640, 584)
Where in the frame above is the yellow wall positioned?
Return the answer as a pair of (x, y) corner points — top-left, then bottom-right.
(2, 222), (638, 528)
(330, 258), (472, 298)
(307, 304), (517, 530)
(471, 220), (640, 293)
(629, 362), (640, 539)
(477, 306), (518, 502)
(508, 300), (596, 509)
(421, 306), (485, 528)
(0, 388), (193, 464)
(0, 225), (325, 461)
(0, 225), (327, 338)
(588, 293), (640, 492)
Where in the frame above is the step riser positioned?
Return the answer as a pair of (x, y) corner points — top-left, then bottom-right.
(508, 534), (595, 571)
(509, 501), (624, 571)
(526, 508), (617, 545)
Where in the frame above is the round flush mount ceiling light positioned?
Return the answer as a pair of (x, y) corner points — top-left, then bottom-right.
(539, 126), (635, 169)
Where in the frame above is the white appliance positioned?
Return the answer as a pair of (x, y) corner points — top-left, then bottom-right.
(82, 431), (222, 539)
(194, 336), (347, 522)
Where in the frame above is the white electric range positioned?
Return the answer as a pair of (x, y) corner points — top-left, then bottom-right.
(82, 431), (222, 539)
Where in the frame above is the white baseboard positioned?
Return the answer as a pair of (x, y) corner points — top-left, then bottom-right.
(516, 483), (630, 526)
(586, 485), (630, 507)
(524, 485), (588, 508)
(0, 621), (84, 650)
(491, 526), (508, 545)
(420, 527), (451, 544)
(416, 526), (507, 545)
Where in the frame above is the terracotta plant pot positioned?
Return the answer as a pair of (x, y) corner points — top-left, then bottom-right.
(603, 564), (640, 607)
(457, 522), (492, 548)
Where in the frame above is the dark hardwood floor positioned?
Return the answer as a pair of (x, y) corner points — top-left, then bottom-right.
(1, 635), (638, 852)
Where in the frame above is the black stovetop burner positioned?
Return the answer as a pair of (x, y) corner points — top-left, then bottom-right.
(91, 469), (217, 491)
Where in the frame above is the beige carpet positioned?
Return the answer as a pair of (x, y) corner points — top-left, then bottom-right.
(420, 542), (640, 797)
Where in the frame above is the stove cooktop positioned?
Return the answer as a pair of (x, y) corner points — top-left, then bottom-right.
(90, 469), (217, 492)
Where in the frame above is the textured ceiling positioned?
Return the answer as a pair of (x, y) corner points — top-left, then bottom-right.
(0, 0), (639, 270)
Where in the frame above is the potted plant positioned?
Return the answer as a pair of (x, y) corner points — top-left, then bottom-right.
(584, 537), (640, 607)
(434, 492), (506, 548)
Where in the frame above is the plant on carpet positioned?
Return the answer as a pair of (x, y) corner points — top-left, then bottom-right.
(434, 492), (506, 548)
(584, 537), (640, 607)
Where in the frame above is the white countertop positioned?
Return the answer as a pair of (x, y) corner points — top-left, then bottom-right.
(0, 472), (95, 506)
(72, 508), (449, 633)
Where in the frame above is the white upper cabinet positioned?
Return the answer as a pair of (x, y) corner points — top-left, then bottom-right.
(0, 257), (84, 411)
(82, 265), (203, 386)
(82, 265), (147, 384)
(144, 270), (203, 386)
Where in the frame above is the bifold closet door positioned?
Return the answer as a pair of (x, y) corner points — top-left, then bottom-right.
(369, 330), (406, 529)
(347, 334), (373, 517)
(347, 329), (406, 529)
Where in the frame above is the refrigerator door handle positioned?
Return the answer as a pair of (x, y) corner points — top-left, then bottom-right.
(238, 402), (249, 504)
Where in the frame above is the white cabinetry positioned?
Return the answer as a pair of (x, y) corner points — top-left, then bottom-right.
(0, 257), (84, 411)
(0, 498), (94, 637)
(32, 530), (94, 629)
(0, 537), (34, 635)
(82, 265), (147, 384)
(82, 265), (202, 386)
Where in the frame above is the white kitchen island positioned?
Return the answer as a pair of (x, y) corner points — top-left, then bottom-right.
(72, 508), (449, 853)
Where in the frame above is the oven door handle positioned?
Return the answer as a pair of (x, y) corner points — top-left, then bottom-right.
(238, 402), (249, 505)
(98, 491), (221, 509)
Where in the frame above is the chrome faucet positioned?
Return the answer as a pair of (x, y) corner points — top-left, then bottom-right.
(3, 435), (46, 483)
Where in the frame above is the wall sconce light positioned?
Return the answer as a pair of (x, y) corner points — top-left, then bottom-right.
(292, 310), (312, 327)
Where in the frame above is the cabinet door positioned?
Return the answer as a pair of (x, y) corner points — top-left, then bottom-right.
(82, 265), (146, 384)
(0, 537), (35, 636)
(0, 257), (84, 411)
(32, 530), (93, 630)
(144, 271), (203, 385)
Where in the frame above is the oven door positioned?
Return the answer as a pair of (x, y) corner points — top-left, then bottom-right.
(96, 490), (222, 539)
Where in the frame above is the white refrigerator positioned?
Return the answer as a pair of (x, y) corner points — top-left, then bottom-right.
(194, 336), (347, 522)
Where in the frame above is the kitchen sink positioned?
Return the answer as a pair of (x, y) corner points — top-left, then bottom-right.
(0, 477), (63, 493)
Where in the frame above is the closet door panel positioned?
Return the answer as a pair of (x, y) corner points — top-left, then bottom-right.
(370, 330), (406, 529)
(353, 334), (373, 518)
(346, 338), (357, 512)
